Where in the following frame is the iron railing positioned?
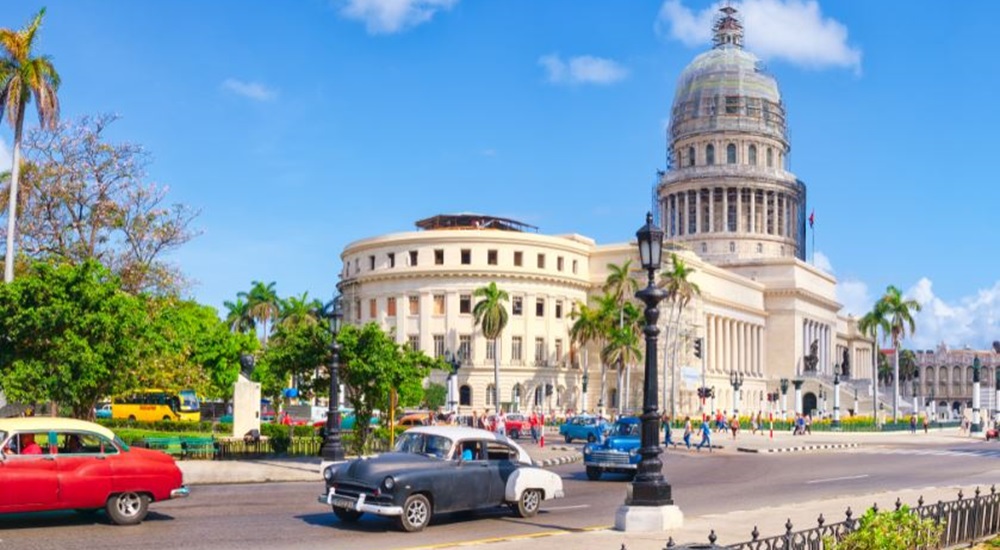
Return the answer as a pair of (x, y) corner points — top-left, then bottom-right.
(648, 486), (1000, 550)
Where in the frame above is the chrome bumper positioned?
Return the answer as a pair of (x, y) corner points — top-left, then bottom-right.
(585, 461), (637, 469)
(319, 488), (403, 517)
(171, 486), (190, 499)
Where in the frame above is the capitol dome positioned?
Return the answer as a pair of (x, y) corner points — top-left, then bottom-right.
(657, 6), (806, 266)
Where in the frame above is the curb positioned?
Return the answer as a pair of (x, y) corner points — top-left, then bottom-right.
(535, 446), (582, 467)
(736, 442), (859, 454)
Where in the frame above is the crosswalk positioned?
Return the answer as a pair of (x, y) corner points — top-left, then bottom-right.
(849, 446), (1000, 459)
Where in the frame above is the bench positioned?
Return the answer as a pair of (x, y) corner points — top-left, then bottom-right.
(143, 436), (183, 456)
(180, 437), (218, 459)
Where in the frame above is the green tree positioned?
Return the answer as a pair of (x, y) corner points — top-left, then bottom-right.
(223, 296), (255, 334)
(239, 281), (280, 344)
(337, 323), (438, 454)
(261, 317), (331, 401)
(569, 299), (607, 411)
(423, 382), (447, 410)
(0, 8), (60, 283)
(0, 260), (148, 418)
(473, 282), (509, 413)
(859, 303), (888, 421)
(880, 285), (921, 421)
(278, 291), (324, 330)
(603, 261), (641, 410)
(660, 252), (701, 417)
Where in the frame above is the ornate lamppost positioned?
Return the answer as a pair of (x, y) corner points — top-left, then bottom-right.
(443, 350), (461, 413)
(833, 364), (841, 429)
(972, 357), (982, 433)
(793, 379), (804, 416)
(780, 378), (789, 420)
(321, 296), (345, 462)
(615, 213), (682, 532)
(911, 378), (919, 418)
(818, 387), (826, 416)
(729, 370), (744, 417)
(581, 369), (590, 413)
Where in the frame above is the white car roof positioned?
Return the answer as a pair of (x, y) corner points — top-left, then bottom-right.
(405, 426), (533, 464)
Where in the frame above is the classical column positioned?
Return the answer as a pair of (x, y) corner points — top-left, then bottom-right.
(708, 188), (715, 233)
(695, 189), (702, 234)
(722, 188), (729, 232)
(749, 188), (756, 233)
(735, 188), (743, 232)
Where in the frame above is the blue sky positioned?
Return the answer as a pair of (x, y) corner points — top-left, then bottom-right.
(2, 0), (998, 350)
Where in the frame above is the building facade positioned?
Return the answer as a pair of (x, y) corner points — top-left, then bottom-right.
(337, 8), (877, 419)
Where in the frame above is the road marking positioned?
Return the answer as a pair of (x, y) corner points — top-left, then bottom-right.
(544, 504), (590, 511)
(807, 474), (870, 484)
(401, 524), (612, 550)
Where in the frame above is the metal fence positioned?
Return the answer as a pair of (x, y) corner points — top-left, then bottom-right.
(654, 486), (1000, 549)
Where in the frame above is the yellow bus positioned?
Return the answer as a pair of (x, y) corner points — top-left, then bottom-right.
(112, 389), (201, 422)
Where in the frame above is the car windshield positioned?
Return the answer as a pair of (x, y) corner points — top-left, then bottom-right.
(393, 432), (454, 459)
(614, 422), (639, 436)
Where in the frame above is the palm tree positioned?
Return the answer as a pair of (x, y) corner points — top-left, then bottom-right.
(239, 280), (280, 344)
(1, 8), (60, 283)
(278, 292), (324, 329)
(660, 252), (701, 418)
(569, 300), (602, 411)
(603, 261), (640, 410)
(880, 285), (921, 421)
(223, 297), (255, 333)
(858, 304), (888, 423)
(604, 301), (643, 410)
(473, 282), (509, 413)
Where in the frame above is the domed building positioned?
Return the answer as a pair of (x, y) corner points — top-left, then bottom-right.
(338, 7), (887, 421)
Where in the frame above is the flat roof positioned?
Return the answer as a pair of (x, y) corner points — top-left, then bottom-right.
(415, 213), (538, 233)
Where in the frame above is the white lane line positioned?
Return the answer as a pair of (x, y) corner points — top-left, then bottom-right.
(544, 504), (591, 511)
(807, 474), (870, 485)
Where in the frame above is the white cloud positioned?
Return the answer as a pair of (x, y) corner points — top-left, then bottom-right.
(0, 138), (10, 172)
(222, 79), (277, 102)
(339, 0), (458, 35)
(538, 54), (629, 86)
(813, 251), (833, 273)
(839, 276), (1000, 350)
(654, 0), (862, 72)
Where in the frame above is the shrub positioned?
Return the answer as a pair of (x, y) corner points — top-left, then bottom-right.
(827, 505), (942, 550)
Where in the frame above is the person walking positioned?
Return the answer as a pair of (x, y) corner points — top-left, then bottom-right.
(495, 410), (507, 436)
(730, 415), (739, 440)
(662, 414), (674, 447)
(529, 412), (540, 444)
(922, 413), (929, 433)
(909, 413), (917, 434)
(696, 418), (712, 452)
(682, 416), (693, 450)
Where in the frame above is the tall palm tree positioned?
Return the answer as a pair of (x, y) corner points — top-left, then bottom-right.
(1, 8), (60, 283)
(880, 285), (921, 421)
(278, 291), (324, 329)
(858, 304), (888, 423)
(569, 300), (602, 411)
(223, 296), (255, 334)
(239, 280), (280, 344)
(473, 282), (509, 413)
(660, 252), (701, 418)
(603, 261), (639, 410)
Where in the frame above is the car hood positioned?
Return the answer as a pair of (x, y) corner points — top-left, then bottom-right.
(336, 452), (448, 482)
(129, 446), (179, 463)
(602, 435), (640, 450)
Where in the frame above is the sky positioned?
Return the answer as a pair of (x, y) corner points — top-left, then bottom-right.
(2, 0), (998, 351)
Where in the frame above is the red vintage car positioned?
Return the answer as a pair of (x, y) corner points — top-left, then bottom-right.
(0, 417), (189, 524)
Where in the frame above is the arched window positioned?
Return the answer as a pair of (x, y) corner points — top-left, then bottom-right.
(459, 385), (472, 406)
(688, 146), (695, 167)
(726, 143), (736, 164)
(766, 147), (773, 167)
(748, 145), (757, 165)
(486, 384), (495, 405)
(706, 144), (715, 165)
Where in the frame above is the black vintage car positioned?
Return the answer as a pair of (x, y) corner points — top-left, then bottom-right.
(318, 426), (564, 532)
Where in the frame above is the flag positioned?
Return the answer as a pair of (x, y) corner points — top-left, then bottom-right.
(809, 209), (815, 228)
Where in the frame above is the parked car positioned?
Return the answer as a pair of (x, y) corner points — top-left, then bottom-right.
(95, 403), (113, 419)
(582, 417), (641, 480)
(396, 412), (431, 428)
(318, 426), (564, 532)
(0, 417), (189, 524)
(559, 414), (608, 443)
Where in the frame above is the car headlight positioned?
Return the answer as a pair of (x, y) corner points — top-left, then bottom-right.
(324, 465), (336, 481)
(383, 476), (395, 490)
(628, 448), (638, 456)
(583, 446), (592, 455)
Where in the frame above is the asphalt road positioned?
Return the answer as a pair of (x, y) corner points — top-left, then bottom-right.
(2, 440), (998, 550)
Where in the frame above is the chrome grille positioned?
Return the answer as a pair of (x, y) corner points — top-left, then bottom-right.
(589, 451), (630, 464)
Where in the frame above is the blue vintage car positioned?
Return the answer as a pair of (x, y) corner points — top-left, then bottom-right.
(558, 414), (608, 443)
(582, 417), (641, 480)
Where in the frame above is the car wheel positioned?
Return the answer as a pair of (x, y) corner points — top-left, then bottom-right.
(510, 429), (520, 439)
(105, 492), (150, 525)
(333, 507), (363, 522)
(162, 416), (171, 421)
(585, 466), (602, 481)
(397, 494), (432, 532)
(587, 434), (596, 443)
(515, 489), (542, 518)
(128, 415), (137, 422)
(564, 435), (572, 444)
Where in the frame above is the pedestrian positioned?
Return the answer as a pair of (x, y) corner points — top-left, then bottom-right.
(909, 413), (917, 434)
(529, 412), (540, 444)
(922, 413), (929, 433)
(750, 413), (759, 435)
(730, 415), (739, 439)
(804, 414), (812, 435)
(683, 416), (693, 450)
(495, 410), (507, 436)
(696, 418), (712, 452)
(662, 414), (674, 447)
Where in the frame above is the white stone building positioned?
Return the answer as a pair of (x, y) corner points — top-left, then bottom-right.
(337, 8), (877, 419)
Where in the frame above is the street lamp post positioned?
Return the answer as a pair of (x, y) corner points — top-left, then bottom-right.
(780, 378), (789, 421)
(793, 380), (804, 416)
(321, 297), (345, 462)
(972, 357), (983, 433)
(853, 386), (859, 418)
(582, 368), (590, 414)
(615, 212), (682, 532)
(729, 370), (744, 417)
(912, 378), (919, 418)
(818, 387), (826, 416)
(833, 364), (841, 429)
(444, 350), (461, 414)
